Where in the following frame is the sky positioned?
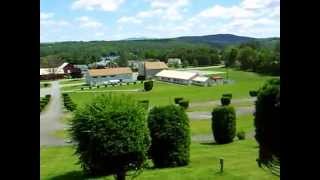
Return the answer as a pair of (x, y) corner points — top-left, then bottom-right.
(40, 0), (280, 42)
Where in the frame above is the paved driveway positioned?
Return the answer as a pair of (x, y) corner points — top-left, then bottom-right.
(40, 81), (68, 146)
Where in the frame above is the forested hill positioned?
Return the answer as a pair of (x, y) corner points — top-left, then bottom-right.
(40, 34), (279, 75)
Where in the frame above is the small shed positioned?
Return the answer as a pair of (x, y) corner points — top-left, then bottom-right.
(192, 76), (211, 86)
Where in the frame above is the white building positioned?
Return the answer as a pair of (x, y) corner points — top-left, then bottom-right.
(85, 67), (136, 86)
(192, 76), (211, 86)
(155, 70), (198, 85)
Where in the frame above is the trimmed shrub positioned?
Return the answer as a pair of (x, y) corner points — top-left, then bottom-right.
(222, 93), (232, 99)
(45, 94), (51, 99)
(211, 106), (236, 144)
(254, 78), (280, 168)
(133, 81), (137, 85)
(174, 97), (184, 104)
(89, 86), (92, 89)
(221, 97), (231, 106)
(97, 85), (100, 88)
(178, 100), (189, 109)
(127, 82), (130, 85)
(144, 81), (153, 91)
(137, 75), (146, 81)
(44, 83), (50, 87)
(104, 84), (108, 88)
(249, 90), (258, 97)
(69, 94), (150, 179)
(148, 105), (190, 168)
(237, 131), (246, 140)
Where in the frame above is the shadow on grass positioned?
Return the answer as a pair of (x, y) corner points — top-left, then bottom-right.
(49, 171), (108, 180)
(50, 171), (85, 180)
(200, 142), (219, 146)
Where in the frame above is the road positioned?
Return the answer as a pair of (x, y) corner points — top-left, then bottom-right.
(40, 81), (68, 146)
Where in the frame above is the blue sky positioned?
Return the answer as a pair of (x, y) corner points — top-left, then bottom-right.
(40, 0), (280, 42)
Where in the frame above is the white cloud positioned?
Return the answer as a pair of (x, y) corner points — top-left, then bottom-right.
(71, 0), (125, 12)
(179, 0), (280, 37)
(76, 16), (103, 29)
(40, 12), (54, 20)
(117, 16), (142, 24)
(146, 0), (189, 9)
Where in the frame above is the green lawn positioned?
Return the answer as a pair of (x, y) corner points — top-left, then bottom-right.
(68, 68), (275, 108)
(41, 139), (278, 180)
(190, 114), (254, 136)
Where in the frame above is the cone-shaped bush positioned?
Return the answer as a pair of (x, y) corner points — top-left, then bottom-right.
(211, 106), (236, 144)
(148, 105), (190, 168)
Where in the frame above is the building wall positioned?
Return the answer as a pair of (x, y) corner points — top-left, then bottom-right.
(86, 73), (134, 86)
(158, 76), (191, 85)
(145, 69), (163, 79)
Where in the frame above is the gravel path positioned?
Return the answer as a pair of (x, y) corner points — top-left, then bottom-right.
(40, 81), (68, 146)
(189, 98), (256, 108)
(192, 131), (255, 142)
(63, 89), (141, 93)
(187, 106), (255, 120)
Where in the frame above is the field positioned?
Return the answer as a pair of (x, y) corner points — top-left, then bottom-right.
(66, 68), (275, 107)
(41, 139), (278, 180)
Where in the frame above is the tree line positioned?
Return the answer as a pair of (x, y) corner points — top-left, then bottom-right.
(40, 39), (279, 75)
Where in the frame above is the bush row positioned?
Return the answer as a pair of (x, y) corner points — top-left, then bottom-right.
(62, 93), (77, 111)
(80, 81), (144, 90)
(40, 94), (51, 112)
(70, 95), (191, 178)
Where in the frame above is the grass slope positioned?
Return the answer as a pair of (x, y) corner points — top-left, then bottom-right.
(41, 140), (278, 180)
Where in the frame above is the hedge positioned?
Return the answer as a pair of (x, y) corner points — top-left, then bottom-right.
(254, 78), (280, 168)
(211, 106), (236, 144)
(148, 105), (190, 168)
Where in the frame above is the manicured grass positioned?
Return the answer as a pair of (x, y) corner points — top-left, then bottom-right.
(190, 114), (254, 136)
(70, 68), (271, 105)
(41, 139), (278, 180)
(68, 68), (275, 108)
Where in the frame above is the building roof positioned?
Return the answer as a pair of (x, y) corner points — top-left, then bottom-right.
(212, 76), (223, 80)
(193, 76), (209, 82)
(155, 70), (198, 80)
(56, 63), (69, 74)
(145, 61), (168, 70)
(88, 67), (132, 77)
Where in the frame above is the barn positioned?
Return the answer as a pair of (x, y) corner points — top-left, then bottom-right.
(85, 67), (136, 86)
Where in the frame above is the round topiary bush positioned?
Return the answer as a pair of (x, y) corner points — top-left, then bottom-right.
(69, 94), (150, 179)
(144, 81), (153, 91)
(254, 78), (280, 168)
(174, 97), (184, 104)
(220, 97), (231, 106)
(237, 131), (246, 140)
(211, 106), (236, 144)
(178, 100), (189, 109)
(148, 105), (190, 168)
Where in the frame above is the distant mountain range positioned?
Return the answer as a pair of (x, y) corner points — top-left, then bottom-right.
(122, 34), (279, 46)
